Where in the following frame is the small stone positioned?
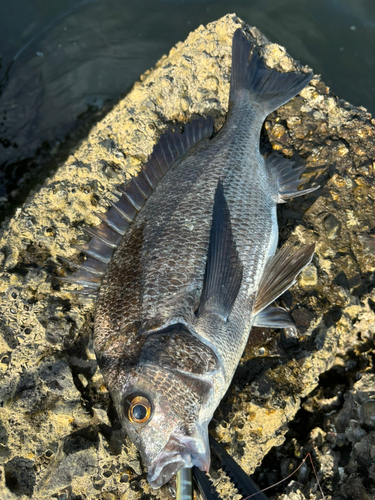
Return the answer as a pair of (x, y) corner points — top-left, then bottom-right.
(291, 308), (315, 333)
(77, 373), (88, 388)
(298, 263), (318, 287)
(362, 399), (375, 421)
(324, 214), (341, 240)
(102, 493), (116, 500)
(92, 407), (111, 426)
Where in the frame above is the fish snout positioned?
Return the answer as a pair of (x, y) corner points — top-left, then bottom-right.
(148, 457), (185, 488)
(147, 427), (210, 488)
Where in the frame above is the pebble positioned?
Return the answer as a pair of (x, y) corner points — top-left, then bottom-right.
(324, 213), (341, 240)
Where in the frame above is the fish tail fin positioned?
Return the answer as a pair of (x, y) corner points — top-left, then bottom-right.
(230, 29), (312, 114)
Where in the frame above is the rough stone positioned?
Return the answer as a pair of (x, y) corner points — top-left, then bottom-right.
(0, 13), (374, 500)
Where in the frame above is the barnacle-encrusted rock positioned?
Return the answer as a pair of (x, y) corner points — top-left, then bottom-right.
(0, 13), (374, 500)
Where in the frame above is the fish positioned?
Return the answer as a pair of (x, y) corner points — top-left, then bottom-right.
(61, 28), (318, 488)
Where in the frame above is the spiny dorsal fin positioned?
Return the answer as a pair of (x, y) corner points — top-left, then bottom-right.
(267, 153), (320, 203)
(197, 179), (243, 321)
(253, 243), (315, 316)
(60, 116), (214, 296)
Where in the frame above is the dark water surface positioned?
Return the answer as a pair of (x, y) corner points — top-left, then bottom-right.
(0, 0), (374, 221)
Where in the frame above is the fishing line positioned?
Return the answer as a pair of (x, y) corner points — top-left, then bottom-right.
(243, 452), (326, 500)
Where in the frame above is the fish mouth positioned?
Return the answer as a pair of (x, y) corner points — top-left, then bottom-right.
(147, 430), (210, 488)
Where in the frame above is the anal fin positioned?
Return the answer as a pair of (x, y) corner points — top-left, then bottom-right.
(267, 154), (319, 203)
(197, 179), (243, 321)
(253, 243), (315, 316)
(253, 305), (297, 336)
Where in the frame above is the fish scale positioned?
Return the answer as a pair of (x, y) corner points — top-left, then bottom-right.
(63, 28), (318, 488)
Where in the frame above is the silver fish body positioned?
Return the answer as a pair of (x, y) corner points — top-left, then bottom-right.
(67, 29), (318, 488)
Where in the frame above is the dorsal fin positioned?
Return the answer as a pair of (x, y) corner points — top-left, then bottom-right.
(60, 115), (214, 296)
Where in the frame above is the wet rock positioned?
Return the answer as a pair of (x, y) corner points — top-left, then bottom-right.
(1, 13), (375, 500)
(4, 457), (36, 497)
(291, 307), (315, 334)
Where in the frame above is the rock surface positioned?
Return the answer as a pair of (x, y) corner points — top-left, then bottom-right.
(1, 13), (375, 500)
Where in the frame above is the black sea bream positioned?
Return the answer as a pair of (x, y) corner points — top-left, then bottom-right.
(63, 28), (318, 488)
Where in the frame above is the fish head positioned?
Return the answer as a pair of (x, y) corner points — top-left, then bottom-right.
(107, 324), (220, 488)
(118, 362), (213, 488)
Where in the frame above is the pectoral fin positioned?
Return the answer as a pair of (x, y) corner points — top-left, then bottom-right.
(253, 243), (315, 315)
(253, 305), (296, 332)
(197, 179), (243, 321)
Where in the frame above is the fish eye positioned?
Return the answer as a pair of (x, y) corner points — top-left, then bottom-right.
(126, 395), (152, 424)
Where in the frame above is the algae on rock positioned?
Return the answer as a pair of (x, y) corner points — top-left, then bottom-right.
(1, 13), (375, 500)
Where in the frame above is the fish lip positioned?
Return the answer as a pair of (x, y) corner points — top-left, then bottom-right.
(147, 433), (210, 488)
(147, 456), (186, 489)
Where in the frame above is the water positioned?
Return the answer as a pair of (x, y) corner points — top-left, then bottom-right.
(0, 0), (374, 221)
